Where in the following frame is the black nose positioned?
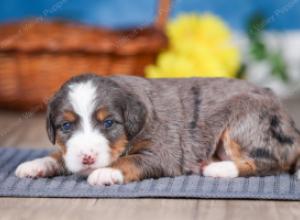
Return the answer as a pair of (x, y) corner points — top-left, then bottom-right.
(82, 154), (95, 165)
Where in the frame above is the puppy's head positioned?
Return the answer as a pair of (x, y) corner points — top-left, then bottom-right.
(46, 74), (146, 175)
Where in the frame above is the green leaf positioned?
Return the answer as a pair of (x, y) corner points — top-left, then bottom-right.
(250, 41), (268, 60)
(247, 12), (265, 41)
(269, 53), (289, 82)
(246, 12), (289, 83)
(236, 63), (247, 79)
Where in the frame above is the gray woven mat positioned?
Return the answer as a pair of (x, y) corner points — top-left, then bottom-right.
(1, 148), (300, 200)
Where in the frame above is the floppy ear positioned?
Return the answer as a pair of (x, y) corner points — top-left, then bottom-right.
(46, 104), (56, 144)
(123, 94), (147, 140)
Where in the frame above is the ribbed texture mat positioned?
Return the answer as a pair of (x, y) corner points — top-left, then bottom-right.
(1, 148), (300, 200)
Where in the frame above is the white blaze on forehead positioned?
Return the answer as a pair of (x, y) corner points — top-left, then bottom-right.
(65, 80), (111, 174)
(68, 80), (97, 131)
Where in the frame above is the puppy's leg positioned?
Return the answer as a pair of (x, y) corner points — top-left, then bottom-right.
(202, 161), (239, 178)
(202, 160), (257, 178)
(202, 128), (252, 177)
(203, 128), (288, 178)
(87, 155), (161, 186)
(15, 151), (65, 178)
(202, 129), (255, 177)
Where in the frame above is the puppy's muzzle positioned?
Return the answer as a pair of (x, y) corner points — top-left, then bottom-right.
(82, 154), (96, 165)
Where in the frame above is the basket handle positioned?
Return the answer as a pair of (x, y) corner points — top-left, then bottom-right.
(154, 0), (172, 30)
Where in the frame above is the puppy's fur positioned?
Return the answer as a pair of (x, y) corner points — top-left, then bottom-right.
(16, 74), (300, 186)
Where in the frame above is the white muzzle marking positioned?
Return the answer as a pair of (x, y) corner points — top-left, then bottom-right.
(65, 80), (111, 174)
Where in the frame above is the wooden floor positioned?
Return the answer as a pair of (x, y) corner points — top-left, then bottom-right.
(1, 96), (300, 220)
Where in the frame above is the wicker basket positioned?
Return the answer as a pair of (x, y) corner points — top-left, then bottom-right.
(0, 0), (170, 110)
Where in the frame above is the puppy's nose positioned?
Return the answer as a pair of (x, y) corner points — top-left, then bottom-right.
(82, 154), (95, 165)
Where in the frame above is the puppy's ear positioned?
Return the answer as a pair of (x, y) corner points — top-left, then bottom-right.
(123, 94), (147, 140)
(46, 104), (56, 144)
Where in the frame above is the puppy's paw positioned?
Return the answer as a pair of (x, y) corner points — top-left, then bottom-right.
(202, 161), (239, 178)
(15, 157), (59, 178)
(87, 168), (124, 186)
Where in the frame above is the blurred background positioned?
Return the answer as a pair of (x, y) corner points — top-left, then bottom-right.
(0, 0), (299, 148)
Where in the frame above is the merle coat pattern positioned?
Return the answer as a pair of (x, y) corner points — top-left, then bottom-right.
(15, 74), (300, 185)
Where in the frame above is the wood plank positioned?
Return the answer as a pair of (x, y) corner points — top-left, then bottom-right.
(0, 110), (51, 148)
(194, 200), (300, 220)
(0, 198), (197, 220)
(1, 198), (300, 220)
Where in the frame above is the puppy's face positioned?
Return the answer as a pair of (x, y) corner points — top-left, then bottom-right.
(46, 74), (146, 175)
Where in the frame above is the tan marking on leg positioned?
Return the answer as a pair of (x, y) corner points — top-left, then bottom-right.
(96, 108), (109, 121)
(234, 160), (256, 176)
(129, 139), (152, 154)
(49, 150), (66, 175)
(111, 156), (141, 183)
(218, 128), (257, 176)
(50, 151), (63, 161)
(56, 135), (67, 154)
(110, 135), (128, 161)
(221, 129), (242, 158)
(63, 111), (77, 122)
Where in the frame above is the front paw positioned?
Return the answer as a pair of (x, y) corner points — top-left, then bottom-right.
(87, 168), (124, 186)
(15, 157), (59, 178)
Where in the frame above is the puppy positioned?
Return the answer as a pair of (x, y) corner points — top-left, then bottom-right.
(15, 74), (300, 186)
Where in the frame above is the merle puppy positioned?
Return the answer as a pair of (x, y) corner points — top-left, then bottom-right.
(15, 74), (300, 186)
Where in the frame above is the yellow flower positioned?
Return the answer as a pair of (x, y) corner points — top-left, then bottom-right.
(146, 13), (240, 78)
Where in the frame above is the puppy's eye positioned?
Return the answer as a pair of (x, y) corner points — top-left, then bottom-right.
(103, 119), (114, 129)
(61, 122), (73, 132)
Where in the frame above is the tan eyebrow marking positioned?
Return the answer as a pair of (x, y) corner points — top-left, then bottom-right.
(63, 111), (77, 122)
(96, 108), (109, 121)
